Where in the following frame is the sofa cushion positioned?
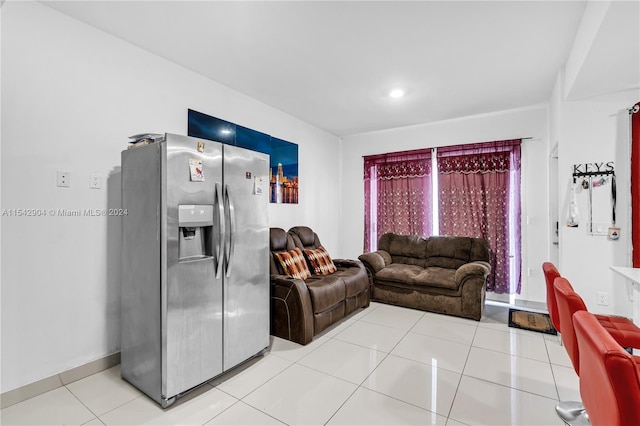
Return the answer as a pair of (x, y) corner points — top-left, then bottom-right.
(270, 228), (296, 275)
(305, 275), (346, 313)
(389, 234), (428, 258)
(304, 246), (337, 275)
(375, 263), (424, 285)
(334, 266), (369, 298)
(289, 226), (321, 249)
(378, 234), (429, 267)
(424, 236), (472, 269)
(413, 267), (458, 290)
(270, 227), (293, 251)
(274, 247), (312, 280)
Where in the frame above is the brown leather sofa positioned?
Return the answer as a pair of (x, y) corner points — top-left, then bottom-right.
(270, 226), (370, 345)
(359, 233), (490, 320)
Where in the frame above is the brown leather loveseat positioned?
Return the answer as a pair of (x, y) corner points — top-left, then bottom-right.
(359, 233), (490, 320)
(270, 226), (370, 345)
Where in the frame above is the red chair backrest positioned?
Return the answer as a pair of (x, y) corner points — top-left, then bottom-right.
(542, 262), (561, 331)
(574, 310), (640, 426)
(553, 277), (585, 374)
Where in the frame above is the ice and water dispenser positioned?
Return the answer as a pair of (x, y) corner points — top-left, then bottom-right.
(178, 204), (214, 260)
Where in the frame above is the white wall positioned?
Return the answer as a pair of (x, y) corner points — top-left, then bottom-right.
(554, 92), (637, 319)
(0, 1), (341, 393)
(340, 105), (551, 303)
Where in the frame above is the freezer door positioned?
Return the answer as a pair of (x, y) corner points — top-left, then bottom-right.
(222, 144), (270, 370)
(163, 134), (224, 399)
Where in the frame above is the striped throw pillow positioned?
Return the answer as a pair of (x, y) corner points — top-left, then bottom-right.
(304, 246), (337, 275)
(274, 247), (311, 280)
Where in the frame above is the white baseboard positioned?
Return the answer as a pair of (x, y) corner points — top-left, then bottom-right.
(0, 352), (120, 410)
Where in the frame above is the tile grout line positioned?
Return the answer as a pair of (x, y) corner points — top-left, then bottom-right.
(544, 337), (565, 402)
(198, 398), (243, 426)
(444, 319), (479, 423)
(329, 309), (481, 424)
(461, 374), (565, 402)
(323, 309), (423, 425)
(231, 308), (377, 424)
(461, 349), (561, 400)
(62, 383), (102, 424)
(466, 340), (554, 364)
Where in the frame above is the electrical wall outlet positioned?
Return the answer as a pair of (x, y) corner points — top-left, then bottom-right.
(597, 291), (608, 306)
(57, 171), (70, 187)
(527, 267), (536, 277)
(90, 173), (101, 189)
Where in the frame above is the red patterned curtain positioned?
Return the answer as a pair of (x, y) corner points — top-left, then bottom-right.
(437, 140), (521, 294)
(632, 103), (640, 267)
(364, 149), (432, 251)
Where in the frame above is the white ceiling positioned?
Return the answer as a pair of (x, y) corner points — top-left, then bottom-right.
(42, 1), (638, 137)
(564, 0), (640, 102)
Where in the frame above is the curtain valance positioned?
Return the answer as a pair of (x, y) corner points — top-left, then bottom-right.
(436, 139), (521, 175)
(363, 149), (431, 180)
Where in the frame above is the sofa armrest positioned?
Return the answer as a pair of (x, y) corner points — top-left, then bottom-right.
(333, 258), (363, 269)
(455, 261), (490, 284)
(358, 250), (391, 274)
(270, 274), (314, 345)
(454, 261), (491, 320)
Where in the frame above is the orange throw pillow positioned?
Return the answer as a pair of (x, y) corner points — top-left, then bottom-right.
(304, 246), (337, 275)
(274, 247), (312, 280)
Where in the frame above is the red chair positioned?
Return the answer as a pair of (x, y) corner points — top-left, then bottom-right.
(542, 262), (561, 332)
(554, 277), (640, 373)
(543, 262), (640, 345)
(574, 310), (640, 426)
(554, 277), (640, 425)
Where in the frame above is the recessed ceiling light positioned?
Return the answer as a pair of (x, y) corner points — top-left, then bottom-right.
(389, 88), (405, 98)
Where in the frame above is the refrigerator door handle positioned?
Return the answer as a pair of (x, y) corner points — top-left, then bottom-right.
(215, 182), (225, 279)
(224, 184), (236, 278)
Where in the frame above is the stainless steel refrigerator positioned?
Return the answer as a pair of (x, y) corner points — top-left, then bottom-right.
(120, 133), (269, 408)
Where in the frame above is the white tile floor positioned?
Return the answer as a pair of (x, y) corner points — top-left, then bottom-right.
(0, 302), (577, 426)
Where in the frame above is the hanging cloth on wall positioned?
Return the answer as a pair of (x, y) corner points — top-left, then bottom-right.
(567, 181), (580, 227)
(608, 174), (620, 240)
(611, 174), (617, 226)
(587, 175), (613, 235)
(588, 176), (593, 233)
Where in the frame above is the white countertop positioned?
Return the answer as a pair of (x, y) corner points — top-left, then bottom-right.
(611, 266), (640, 285)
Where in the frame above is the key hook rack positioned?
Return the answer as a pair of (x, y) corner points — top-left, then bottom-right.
(572, 169), (615, 184)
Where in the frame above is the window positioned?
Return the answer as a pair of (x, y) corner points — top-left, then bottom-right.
(364, 139), (521, 294)
(363, 149), (432, 251)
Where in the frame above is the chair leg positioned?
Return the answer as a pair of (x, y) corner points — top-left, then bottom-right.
(555, 401), (589, 426)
